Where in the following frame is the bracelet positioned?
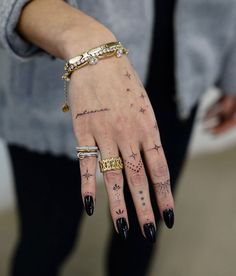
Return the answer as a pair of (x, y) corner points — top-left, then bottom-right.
(61, 41), (128, 112)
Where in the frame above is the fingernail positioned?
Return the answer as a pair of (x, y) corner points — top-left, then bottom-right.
(84, 196), (94, 216)
(163, 209), (174, 229)
(143, 223), (156, 243)
(116, 218), (129, 240)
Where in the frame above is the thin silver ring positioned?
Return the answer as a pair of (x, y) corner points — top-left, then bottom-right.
(77, 152), (99, 160)
(76, 146), (98, 152)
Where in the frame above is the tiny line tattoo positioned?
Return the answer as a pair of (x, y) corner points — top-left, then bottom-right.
(76, 108), (110, 119)
(82, 169), (93, 181)
(116, 209), (124, 215)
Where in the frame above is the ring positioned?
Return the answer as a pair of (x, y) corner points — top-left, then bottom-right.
(76, 146), (98, 152)
(76, 146), (99, 160)
(99, 157), (124, 173)
(77, 152), (99, 160)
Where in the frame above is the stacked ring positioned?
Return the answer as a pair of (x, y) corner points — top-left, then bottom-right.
(99, 157), (124, 173)
(76, 146), (99, 160)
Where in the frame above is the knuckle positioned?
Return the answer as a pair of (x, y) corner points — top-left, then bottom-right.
(129, 172), (147, 187)
(151, 164), (169, 182)
(104, 171), (123, 184)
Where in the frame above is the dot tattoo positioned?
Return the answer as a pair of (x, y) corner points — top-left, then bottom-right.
(82, 169), (93, 181)
(125, 159), (143, 173)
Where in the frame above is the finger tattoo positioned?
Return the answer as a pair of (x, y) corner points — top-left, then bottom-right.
(82, 169), (93, 181)
(153, 180), (171, 196)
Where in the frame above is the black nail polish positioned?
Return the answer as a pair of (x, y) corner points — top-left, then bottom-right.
(143, 223), (156, 243)
(84, 196), (94, 216)
(116, 218), (129, 240)
(163, 209), (174, 229)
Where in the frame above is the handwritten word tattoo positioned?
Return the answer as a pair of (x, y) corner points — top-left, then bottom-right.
(116, 209), (124, 215)
(153, 180), (171, 196)
(75, 108), (110, 119)
(125, 71), (131, 79)
(82, 169), (93, 181)
(125, 159), (143, 173)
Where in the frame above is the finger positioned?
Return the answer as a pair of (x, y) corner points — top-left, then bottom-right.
(119, 143), (156, 243)
(210, 116), (236, 135)
(98, 141), (129, 240)
(142, 139), (175, 229)
(77, 138), (97, 216)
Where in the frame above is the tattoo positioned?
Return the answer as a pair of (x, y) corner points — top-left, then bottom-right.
(82, 169), (93, 181)
(116, 209), (124, 215)
(126, 88), (131, 93)
(147, 144), (162, 153)
(130, 103), (134, 108)
(140, 93), (146, 99)
(139, 190), (145, 205)
(154, 122), (158, 130)
(83, 191), (94, 197)
(125, 159), (143, 173)
(139, 107), (146, 114)
(153, 180), (171, 196)
(75, 108), (110, 119)
(113, 184), (121, 191)
(129, 149), (137, 160)
(125, 71), (131, 79)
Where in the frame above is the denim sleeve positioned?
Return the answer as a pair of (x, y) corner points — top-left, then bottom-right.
(0, 0), (78, 61)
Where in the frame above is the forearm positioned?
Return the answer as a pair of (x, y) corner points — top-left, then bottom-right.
(17, 0), (116, 60)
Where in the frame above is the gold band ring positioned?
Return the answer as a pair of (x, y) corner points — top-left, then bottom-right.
(99, 157), (124, 173)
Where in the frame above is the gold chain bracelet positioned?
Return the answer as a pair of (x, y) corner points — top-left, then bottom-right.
(61, 41), (128, 112)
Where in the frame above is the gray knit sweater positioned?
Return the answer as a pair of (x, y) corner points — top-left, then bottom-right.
(0, 0), (236, 158)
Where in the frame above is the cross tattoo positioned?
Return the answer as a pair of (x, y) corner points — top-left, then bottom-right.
(82, 169), (93, 181)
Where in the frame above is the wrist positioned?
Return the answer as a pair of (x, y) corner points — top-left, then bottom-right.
(59, 25), (117, 61)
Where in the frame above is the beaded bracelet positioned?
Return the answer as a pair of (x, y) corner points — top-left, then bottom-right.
(61, 41), (128, 112)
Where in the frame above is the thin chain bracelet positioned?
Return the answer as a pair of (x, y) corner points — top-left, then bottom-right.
(61, 41), (128, 112)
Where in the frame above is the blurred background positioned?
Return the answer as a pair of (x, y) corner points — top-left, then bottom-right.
(0, 88), (236, 276)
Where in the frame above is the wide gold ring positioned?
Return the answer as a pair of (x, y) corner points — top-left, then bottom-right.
(99, 157), (124, 173)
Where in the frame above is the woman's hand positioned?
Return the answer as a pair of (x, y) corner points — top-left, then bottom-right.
(69, 54), (175, 241)
(204, 95), (236, 135)
(17, 0), (175, 241)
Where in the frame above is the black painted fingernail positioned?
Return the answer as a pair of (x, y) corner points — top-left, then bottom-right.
(143, 223), (156, 243)
(84, 196), (94, 216)
(116, 218), (129, 240)
(163, 209), (174, 229)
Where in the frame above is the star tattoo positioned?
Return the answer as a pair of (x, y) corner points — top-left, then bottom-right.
(82, 169), (93, 181)
(129, 150), (137, 160)
(125, 71), (131, 79)
(139, 107), (146, 113)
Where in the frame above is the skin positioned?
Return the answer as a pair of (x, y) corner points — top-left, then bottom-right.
(204, 95), (236, 135)
(18, 0), (174, 238)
